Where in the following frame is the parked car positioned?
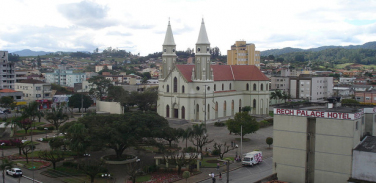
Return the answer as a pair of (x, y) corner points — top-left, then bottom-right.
(3, 109), (11, 114)
(6, 168), (23, 177)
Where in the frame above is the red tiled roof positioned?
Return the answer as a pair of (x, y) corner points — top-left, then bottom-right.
(176, 65), (269, 82)
(0, 89), (18, 93)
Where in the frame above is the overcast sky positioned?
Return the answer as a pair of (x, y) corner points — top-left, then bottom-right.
(1, 0), (376, 56)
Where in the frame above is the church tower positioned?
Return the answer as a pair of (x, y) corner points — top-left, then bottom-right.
(160, 21), (177, 80)
(194, 19), (212, 81)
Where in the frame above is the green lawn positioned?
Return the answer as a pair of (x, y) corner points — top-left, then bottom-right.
(136, 175), (151, 182)
(201, 157), (235, 168)
(334, 63), (353, 69)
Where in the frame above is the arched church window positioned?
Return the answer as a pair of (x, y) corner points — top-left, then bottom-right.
(229, 83), (232, 90)
(222, 84), (224, 90)
(253, 99), (256, 108)
(167, 85), (169, 92)
(261, 84), (264, 91)
(173, 77), (177, 93)
(173, 49), (175, 52)
(164, 48), (166, 52)
(246, 83), (249, 91)
(197, 48), (201, 52)
(214, 84), (216, 91)
(182, 85), (185, 93)
(253, 84), (256, 91)
(207, 47), (210, 52)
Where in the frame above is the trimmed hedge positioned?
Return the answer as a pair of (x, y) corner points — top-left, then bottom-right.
(214, 122), (225, 127)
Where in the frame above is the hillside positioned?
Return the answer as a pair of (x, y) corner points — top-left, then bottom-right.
(11, 49), (53, 56)
(261, 41), (376, 56)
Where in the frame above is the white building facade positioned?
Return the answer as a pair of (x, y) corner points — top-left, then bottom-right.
(157, 20), (270, 121)
(45, 69), (86, 87)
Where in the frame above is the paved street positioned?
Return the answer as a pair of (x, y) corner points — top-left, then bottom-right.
(2, 175), (36, 183)
(198, 158), (273, 183)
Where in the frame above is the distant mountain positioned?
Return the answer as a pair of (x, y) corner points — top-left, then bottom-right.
(261, 41), (376, 56)
(11, 49), (53, 56)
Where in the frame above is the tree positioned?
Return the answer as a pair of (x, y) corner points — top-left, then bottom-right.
(35, 110), (44, 123)
(213, 142), (234, 160)
(68, 94), (93, 112)
(21, 101), (39, 122)
(10, 139), (23, 155)
(0, 96), (15, 109)
(48, 138), (65, 150)
(266, 137), (273, 148)
(88, 76), (113, 101)
(38, 150), (65, 169)
(241, 106), (251, 112)
(190, 123), (214, 154)
(183, 171), (190, 183)
(270, 90), (283, 101)
(159, 127), (182, 147)
(78, 160), (107, 183)
(65, 122), (90, 155)
(45, 107), (69, 130)
(129, 88), (158, 111)
(182, 127), (194, 149)
(226, 112), (260, 140)
(37, 55), (41, 67)
(1, 158), (14, 183)
(124, 153), (154, 183)
(164, 152), (198, 175)
(22, 142), (35, 163)
(281, 91), (291, 103)
(14, 118), (32, 134)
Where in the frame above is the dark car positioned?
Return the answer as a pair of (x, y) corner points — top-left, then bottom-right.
(3, 109), (11, 114)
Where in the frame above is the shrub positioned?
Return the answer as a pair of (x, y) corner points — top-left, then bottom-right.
(214, 121), (225, 127)
(63, 161), (78, 167)
(266, 118), (273, 125)
(211, 149), (220, 156)
(183, 146), (196, 153)
(259, 120), (270, 128)
(266, 137), (273, 148)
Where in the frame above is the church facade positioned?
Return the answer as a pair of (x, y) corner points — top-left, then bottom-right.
(157, 20), (270, 121)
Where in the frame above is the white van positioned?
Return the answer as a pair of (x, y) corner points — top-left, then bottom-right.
(242, 151), (262, 166)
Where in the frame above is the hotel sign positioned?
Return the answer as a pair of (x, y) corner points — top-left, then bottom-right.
(274, 108), (364, 120)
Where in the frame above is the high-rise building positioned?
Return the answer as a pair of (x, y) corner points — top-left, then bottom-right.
(227, 41), (260, 68)
(45, 69), (86, 87)
(0, 51), (16, 89)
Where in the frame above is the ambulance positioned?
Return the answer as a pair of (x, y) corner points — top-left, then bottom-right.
(242, 151), (262, 166)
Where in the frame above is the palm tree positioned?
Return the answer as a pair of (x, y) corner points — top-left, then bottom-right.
(282, 91), (292, 103)
(191, 123), (207, 152)
(1, 158), (14, 183)
(21, 101), (39, 122)
(45, 107), (69, 130)
(182, 127), (193, 149)
(271, 89), (283, 102)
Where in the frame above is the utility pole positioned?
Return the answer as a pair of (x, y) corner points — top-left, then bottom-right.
(81, 92), (83, 117)
(241, 125), (243, 157)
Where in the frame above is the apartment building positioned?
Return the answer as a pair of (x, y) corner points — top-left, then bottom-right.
(273, 103), (370, 183)
(227, 41), (260, 68)
(0, 51), (16, 89)
(290, 75), (333, 101)
(15, 79), (52, 107)
(45, 69), (86, 87)
(95, 65), (112, 72)
(270, 75), (333, 101)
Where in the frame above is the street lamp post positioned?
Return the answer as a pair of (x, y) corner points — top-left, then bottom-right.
(204, 85), (207, 127)
(1, 142), (5, 183)
(44, 128), (48, 140)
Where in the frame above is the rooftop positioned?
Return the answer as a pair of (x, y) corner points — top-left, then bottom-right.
(17, 79), (46, 84)
(275, 102), (361, 113)
(354, 136), (376, 153)
(0, 89), (18, 93)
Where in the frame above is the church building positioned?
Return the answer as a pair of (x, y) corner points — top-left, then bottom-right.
(157, 20), (270, 121)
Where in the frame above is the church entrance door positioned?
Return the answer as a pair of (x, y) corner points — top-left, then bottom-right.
(174, 109), (178, 118)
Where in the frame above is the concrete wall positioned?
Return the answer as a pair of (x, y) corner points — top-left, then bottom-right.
(352, 150), (376, 182)
(96, 101), (123, 114)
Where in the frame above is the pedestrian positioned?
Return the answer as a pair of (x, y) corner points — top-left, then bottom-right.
(219, 172), (222, 180)
(231, 141), (234, 147)
(208, 148), (212, 155)
(217, 163), (220, 170)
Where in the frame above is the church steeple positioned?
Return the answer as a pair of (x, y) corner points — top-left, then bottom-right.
(160, 20), (177, 80)
(194, 19), (212, 81)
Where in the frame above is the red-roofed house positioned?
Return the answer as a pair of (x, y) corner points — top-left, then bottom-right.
(157, 20), (270, 121)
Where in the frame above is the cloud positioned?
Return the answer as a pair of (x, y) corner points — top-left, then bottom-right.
(57, 1), (118, 29)
(106, 31), (132, 36)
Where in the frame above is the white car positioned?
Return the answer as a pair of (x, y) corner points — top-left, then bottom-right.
(6, 168), (23, 177)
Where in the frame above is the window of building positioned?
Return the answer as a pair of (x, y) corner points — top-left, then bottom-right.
(253, 84), (256, 91)
(261, 84), (264, 91)
(36, 94), (41, 98)
(45, 94), (49, 97)
(182, 85), (185, 93)
(253, 99), (256, 108)
(196, 86), (200, 91)
(166, 85), (169, 92)
(246, 83), (249, 91)
(366, 97), (371, 100)
(214, 84), (216, 91)
(173, 77), (178, 93)
(222, 84), (224, 90)
(229, 83), (232, 90)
